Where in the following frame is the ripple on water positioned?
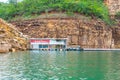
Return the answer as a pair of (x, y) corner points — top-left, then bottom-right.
(1, 51), (120, 80)
(0, 76), (13, 80)
(79, 78), (88, 80)
(48, 76), (59, 80)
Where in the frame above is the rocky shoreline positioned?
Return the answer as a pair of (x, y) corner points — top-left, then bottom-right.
(1, 15), (120, 53)
(0, 18), (28, 53)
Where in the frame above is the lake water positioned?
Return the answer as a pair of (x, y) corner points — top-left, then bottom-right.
(0, 51), (120, 80)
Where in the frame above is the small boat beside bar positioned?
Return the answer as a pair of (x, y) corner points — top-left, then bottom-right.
(66, 46), (83, 51)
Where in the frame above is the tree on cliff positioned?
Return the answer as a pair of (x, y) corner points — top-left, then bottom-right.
(8, 0), (22, 4)
(8, 0), (17, 4)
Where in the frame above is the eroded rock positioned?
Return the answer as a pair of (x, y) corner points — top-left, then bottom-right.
(0, 41), (11, 53)
(0, 18), (28, 53)
(11, 18), (115, 48)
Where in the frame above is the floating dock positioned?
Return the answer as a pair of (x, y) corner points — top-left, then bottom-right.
(30, 47), (120, 51)
(83, 48), (120, 51)
(30, 47), (83, 51)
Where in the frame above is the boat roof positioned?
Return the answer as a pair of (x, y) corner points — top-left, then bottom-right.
(30, 38), (68, 40)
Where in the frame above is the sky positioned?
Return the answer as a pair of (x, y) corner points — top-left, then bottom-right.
(0, 0), (22, 3)
(0, 0), (8, 3)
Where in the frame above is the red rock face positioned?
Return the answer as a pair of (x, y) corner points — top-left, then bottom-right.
(104, 0), (120, 15)
(11, 18), (114, 48)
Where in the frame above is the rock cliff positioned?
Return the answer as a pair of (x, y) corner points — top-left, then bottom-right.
(11, 18), (114, 48)
(0, 18), (28, 53)
(111, 19), (120, 48)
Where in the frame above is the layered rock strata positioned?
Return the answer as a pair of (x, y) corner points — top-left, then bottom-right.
(11, 18), (114, 48)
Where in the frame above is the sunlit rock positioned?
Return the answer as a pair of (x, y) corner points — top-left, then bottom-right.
(0, 18), (28, 53)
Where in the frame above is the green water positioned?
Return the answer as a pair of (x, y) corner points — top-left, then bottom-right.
(0, 51), (120, 80)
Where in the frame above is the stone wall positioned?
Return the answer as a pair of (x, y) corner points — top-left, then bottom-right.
(11, 18), (114, 48)
(104, 0), (120, 15)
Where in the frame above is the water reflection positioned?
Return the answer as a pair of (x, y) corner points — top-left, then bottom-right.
(0, 51), (120, 80)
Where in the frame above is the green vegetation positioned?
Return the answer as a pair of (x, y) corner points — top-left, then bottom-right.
(115, 11), (120, 19)
(0, 0), (110, 24)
